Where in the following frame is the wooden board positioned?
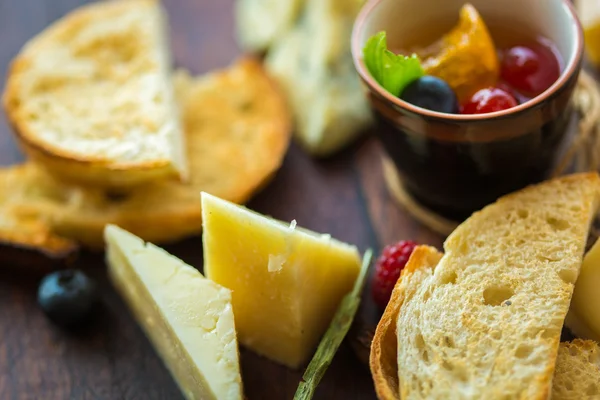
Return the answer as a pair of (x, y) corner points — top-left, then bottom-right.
(0, 1), (445, 399)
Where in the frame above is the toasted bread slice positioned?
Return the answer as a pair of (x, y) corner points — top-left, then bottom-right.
(3, 0), (186, 188)
(370, 246), (443, 400)
(0, 200), (77, 269)
(0, 214), (77, 261)
(553, 339), (600, 398)
(0, 165), (78, 266)
(0, 58), (290, 250)
(371, 173), (600, 399)
(371, 247), (600, 400)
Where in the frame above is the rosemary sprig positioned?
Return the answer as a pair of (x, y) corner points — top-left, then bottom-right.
(293, 249), (373, 400)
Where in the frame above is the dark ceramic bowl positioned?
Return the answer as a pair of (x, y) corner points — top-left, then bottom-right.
(351, 0), (584, 220)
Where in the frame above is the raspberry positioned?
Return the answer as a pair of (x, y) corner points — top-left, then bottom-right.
(372, 240), (418, 310)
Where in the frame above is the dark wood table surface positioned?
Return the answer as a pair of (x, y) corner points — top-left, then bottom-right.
(0, 0), (445, 399)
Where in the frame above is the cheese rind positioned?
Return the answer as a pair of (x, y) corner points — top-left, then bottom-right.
(105, 224), (243, 400)
(201, 192), (361, 369)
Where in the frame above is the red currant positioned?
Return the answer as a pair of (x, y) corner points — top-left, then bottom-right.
(500, 42), (561, 98)
(461, 87), (519, 114)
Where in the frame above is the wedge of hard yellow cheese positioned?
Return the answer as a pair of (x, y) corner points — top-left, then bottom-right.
(201, 192), (361, 369)
(577, 0), (600, 68)
(105, 225), (243, 400)
(567, 237), (600, 341)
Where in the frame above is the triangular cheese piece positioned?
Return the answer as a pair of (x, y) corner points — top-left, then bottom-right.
(105, 225), (242, 400)
(201, 191), (361, 368)
(3, 0), (187, 188)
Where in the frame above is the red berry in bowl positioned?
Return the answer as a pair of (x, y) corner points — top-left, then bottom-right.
(500, 42), (561, 98)
(496, 82), (528, 104)
(372, 240), (418, 310)
(461, 87), (518, 115)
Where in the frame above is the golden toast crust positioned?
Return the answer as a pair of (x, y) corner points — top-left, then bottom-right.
(11, 131), (176, 188)
(0, 57), (291, 250)
(370, 246), (442, 400)
(0, 222), (77, 259)
(0, 172), (78, 262)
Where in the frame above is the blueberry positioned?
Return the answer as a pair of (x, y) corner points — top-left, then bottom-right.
(400, 76), (460, 114)
(37, 270), (98, 328)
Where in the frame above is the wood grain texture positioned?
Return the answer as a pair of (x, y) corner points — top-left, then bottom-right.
(0, 0), (434, 399)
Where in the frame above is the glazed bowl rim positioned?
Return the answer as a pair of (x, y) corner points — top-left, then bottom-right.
(351, 0), (584, 122)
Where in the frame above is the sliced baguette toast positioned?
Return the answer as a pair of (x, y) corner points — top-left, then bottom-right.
(3, 0), (186, 188)
(0, 58), (290, 250)
(371, 247), (600, 400)
(0, 191), (78, 269)
(370, 246), (443, 400)
(553, 339), (600, 398)
(371, 173), (600, 399)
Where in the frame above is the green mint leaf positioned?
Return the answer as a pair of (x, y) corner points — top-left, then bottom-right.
(293, 249), (373, 400)
(363, 31), (424, 97)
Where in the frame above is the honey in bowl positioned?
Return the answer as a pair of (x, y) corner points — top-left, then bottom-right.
(354, 0), (582, 220)
(365, 4), (565, 115)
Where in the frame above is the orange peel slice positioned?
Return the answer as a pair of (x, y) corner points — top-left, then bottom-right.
(421, 3), (499, 103)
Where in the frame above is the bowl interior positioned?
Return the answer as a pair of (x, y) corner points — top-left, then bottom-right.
(352, 0), (583, 119)
(356, 0), (578, 66)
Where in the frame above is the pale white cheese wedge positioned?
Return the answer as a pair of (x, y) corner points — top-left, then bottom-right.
(104, 224), (243, 400)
